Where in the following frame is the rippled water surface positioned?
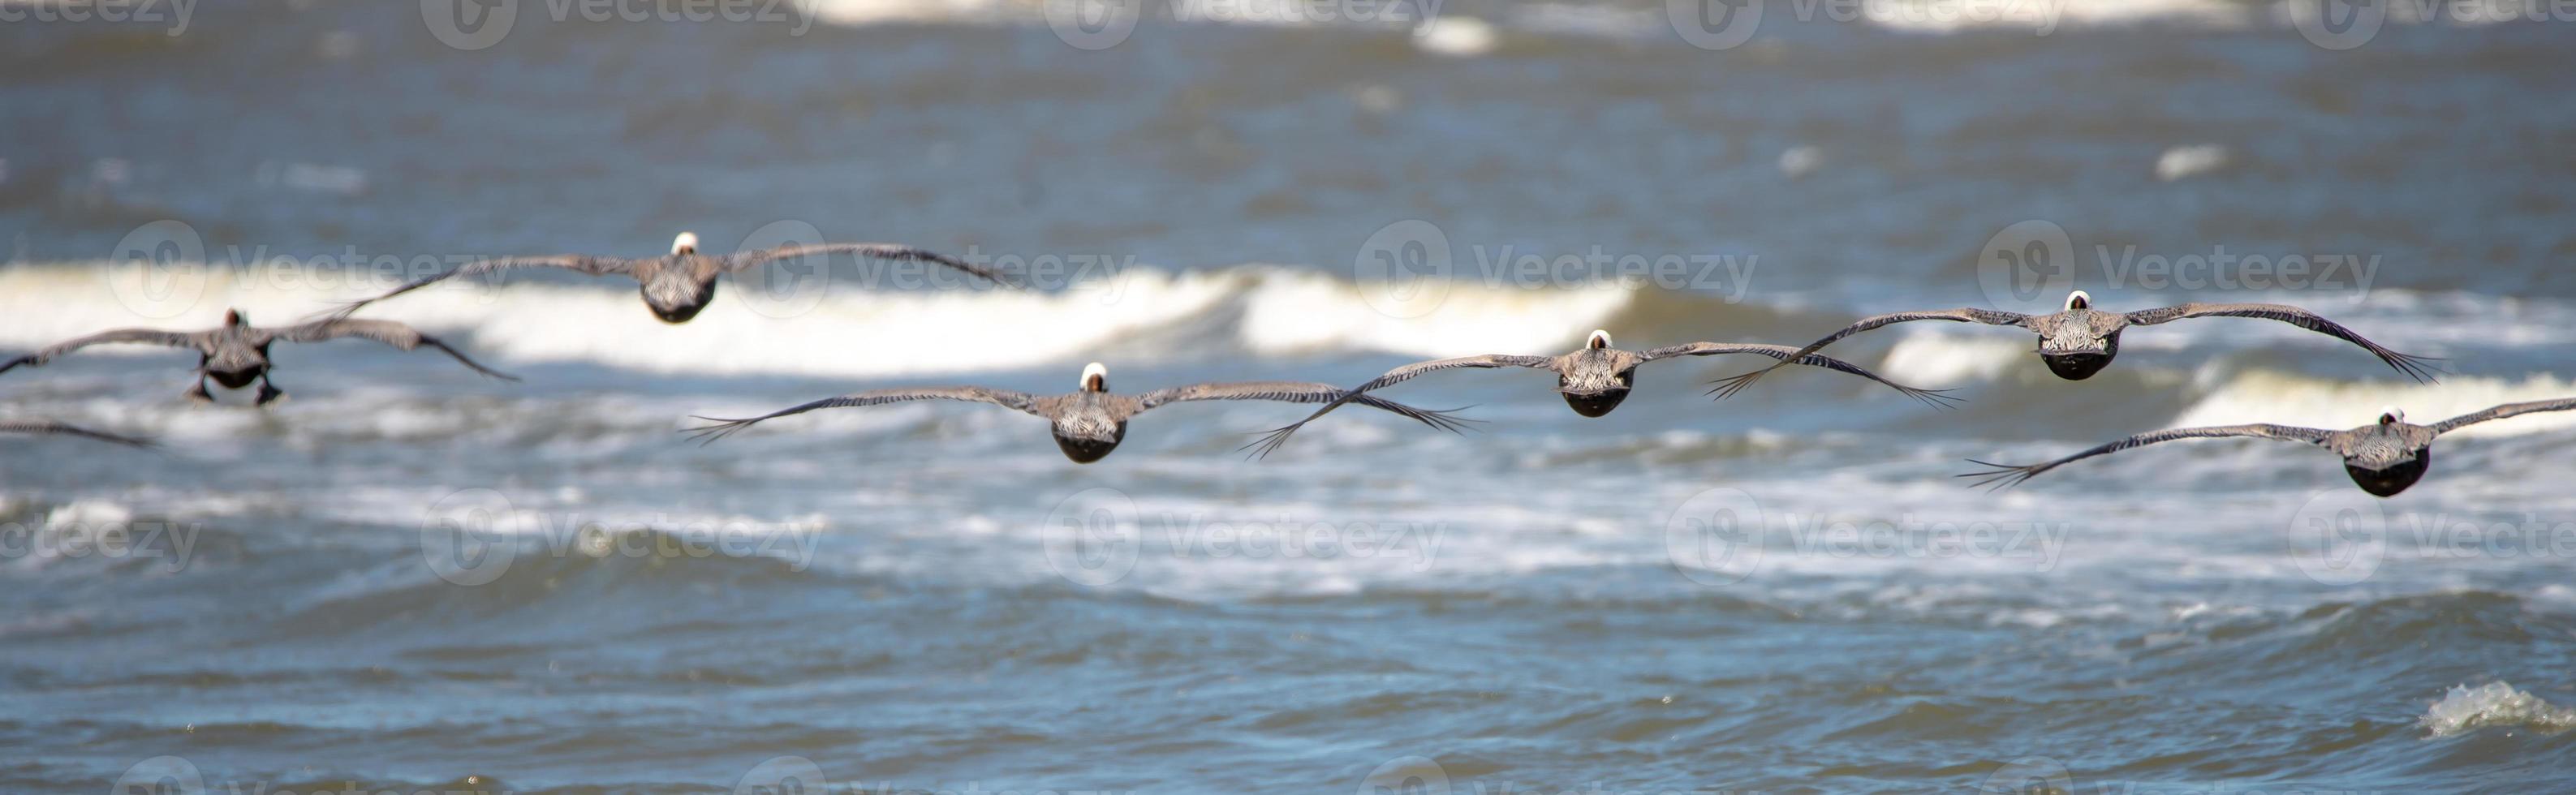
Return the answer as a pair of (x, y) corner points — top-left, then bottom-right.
(5, 2), (2576, 793)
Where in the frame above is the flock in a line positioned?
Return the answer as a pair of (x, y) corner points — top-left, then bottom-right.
(7, 231), (2574, 497)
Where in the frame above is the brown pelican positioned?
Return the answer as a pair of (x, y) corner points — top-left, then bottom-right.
(1961, 398), (2576, 497)
(0, 310), (516, 405)
(1714, 290), (2440, 396)
(321, 232), (1014, 324)
(685, 362), (1474, 463)
(0, 419), (154, 448)
(1243, 329), (1957, 458)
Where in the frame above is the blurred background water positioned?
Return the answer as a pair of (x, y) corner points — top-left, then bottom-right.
(4, 1), (2576, 793)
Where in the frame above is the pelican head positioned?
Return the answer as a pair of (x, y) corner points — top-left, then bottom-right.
(1079, 362), (1109, 393)
(2064, 290), (2091, 312)
(1587, 329), (1613, 350)
(671, 231), (700, 256)
(223, 308), (247, 327)
(2377, 406), (2406, 426)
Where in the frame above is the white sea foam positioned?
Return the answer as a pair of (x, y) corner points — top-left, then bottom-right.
(0, 262), (1637, 381)
(2421, 682), (2576, 737)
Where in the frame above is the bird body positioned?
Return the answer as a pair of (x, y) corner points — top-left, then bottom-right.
(687, 362), (1471, 463)
(0, 309), (515, 405)
(322, 232), (1011, 324)
(1244, 329), (1956, 458)
(1962, 399), (2576, 497)
(1716, 290), (2439, 395)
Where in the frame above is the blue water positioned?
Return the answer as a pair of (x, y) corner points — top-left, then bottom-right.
(4, 2), (2576, 793)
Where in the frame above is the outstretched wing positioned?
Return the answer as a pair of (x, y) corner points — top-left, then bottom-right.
(683, 386), (1046, 445)
(1134, 380), (1475, 433)
(0, 419), (155, 448)
(2431, 397), (2576, 435)
(1711, 308), (2032, 398)
(1639, 342), (1960, 409)
(1240, 354), (1553, 459)
(713, 243), (1017, 287)
(2124, 303), (2442, 384)
(316, 255), (640, 319)
(0, 328), (204, 375)
(1957, 423), (2333, 491)
(269, 319), (518, 380)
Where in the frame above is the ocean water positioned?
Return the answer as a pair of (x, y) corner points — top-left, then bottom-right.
(5, 2), (2576, 793)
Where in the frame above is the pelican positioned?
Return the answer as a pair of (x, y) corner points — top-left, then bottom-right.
(685, 362), (1474, 463)
(321, 232), (1014, 324)
(0, 309), (516, 405)
(1960, 398), (2576, 497)
(1714, 290), (2440, 396)
(1243, 329), (1958, 458)
(0, 419), (154, 448)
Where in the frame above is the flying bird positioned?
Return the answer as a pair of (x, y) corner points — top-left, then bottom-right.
(321, 232), (1014, 324)
(1714, 290), (2440, 397)
(1960, 398), (2576, 496)
(0, 419), (155, 448)
(1244, 329), (1957, 458)
(0, 309), (515, 405)
(685, 362), (1475, 463)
